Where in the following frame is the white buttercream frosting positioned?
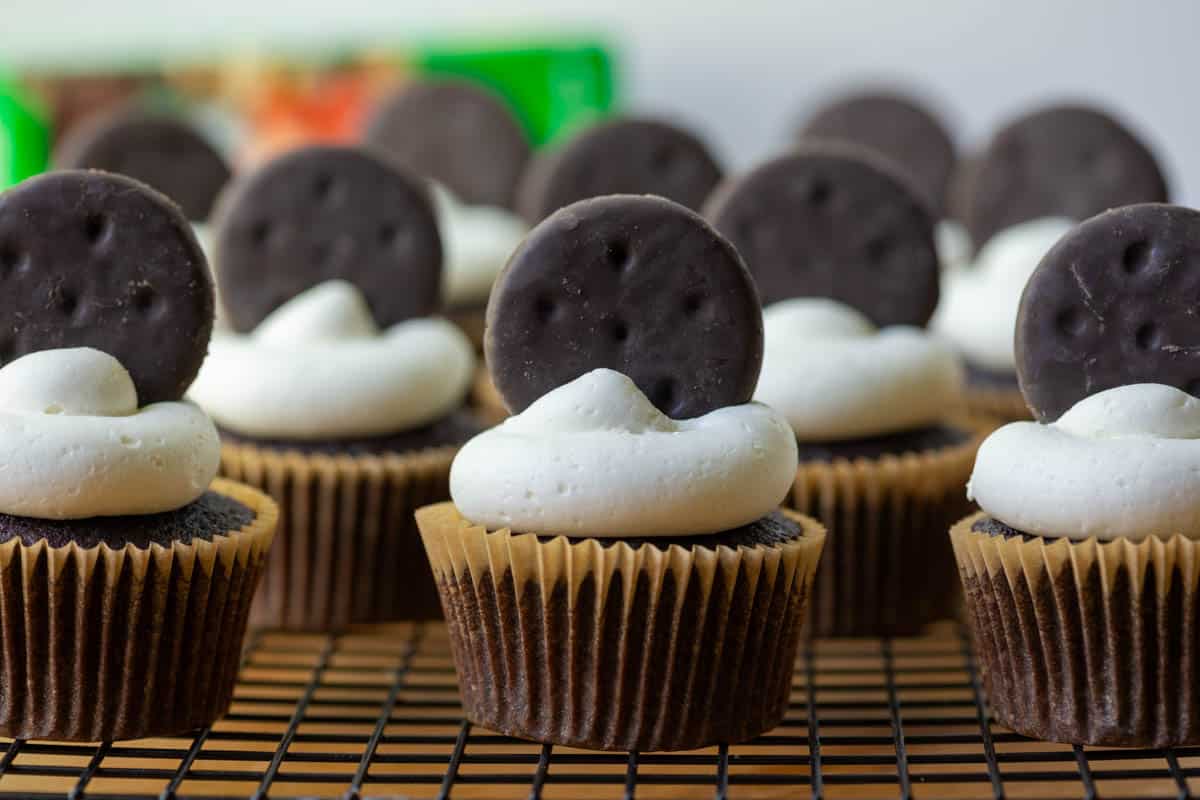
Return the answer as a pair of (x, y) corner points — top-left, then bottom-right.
(0, 348), (221, 520)
(189, 280), (475, 439)
(935, 219), (972, 273)
(754, 299), (965, 441)
(433, 186), (527, 307)
(969, 384), (1200, 541)
(450, 369), (799, 538)
(932, 217), (1074, 372)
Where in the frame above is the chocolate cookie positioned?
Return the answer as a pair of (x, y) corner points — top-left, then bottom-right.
(1015, 203), (1200, 422)
(0, 170), (213, 404)
(798, 91), (956, 215)
(212, 145), (442, 332)
(516, 117), (722, 224)
(486, 194), (762, 418)
(364, 79), (531, 209)
(705, 144), (939, 327)
(966, 105), (1168, 249)
(54, 108), (231, 221)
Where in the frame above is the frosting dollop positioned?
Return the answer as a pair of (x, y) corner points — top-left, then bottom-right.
(0, 348), (221, 520)
(754, 299), (965, 441)
(450, 369), (798, 537)
(189, 280), (475, 439)
(434, 186), (527, 307)
(969, 384), (1200, 540)
(936, 220), (972, 273)
(932, 217), (1074, 371)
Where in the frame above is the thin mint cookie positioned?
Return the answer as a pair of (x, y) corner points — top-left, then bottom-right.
(1016, 203), (1200, 422)
(54, 108), (231, 221)
(364, 79), (531, 209)
(212, 145), (442, 332)
(486, 194), (762, 418)
(516, 117), (722, 224)
(705, 144), (939, 327)
(966, 104), (1168, 249)
(798, 91), (956, 215)
(0, 170), (213, 404)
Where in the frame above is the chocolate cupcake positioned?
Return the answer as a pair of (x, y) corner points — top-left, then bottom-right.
(190, 145), (482, 629)
(706, 145), (988, 636)
(956, 203), (1200, 748)
(0, 170), (276, 741)
(416, 195), (825, 751)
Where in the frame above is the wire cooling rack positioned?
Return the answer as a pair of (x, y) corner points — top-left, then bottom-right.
(0, 621), (1196, 800)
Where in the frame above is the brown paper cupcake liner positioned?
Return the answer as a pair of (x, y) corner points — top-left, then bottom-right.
(416, 502), (826, 751)
(221, 443), (456, 630)
(966, 386), (1032, 423)
(0, 478), (276, 742)
(953, 513), (1200, 747)
(789, 420), (990, 637)
(470, 366), (510, 427)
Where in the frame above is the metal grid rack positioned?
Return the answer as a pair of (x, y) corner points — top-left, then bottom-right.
(0, 621), (1196, 800)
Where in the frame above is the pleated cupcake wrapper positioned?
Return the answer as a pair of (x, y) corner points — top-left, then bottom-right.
(965, 386), (1032, 423)
(0, 478), (276, 742)
(953, 514), (1200, 747)
(789, 421), (989, 637)
(220, 443), (456, 631)
(470, 367), (510, 427)
(416, 502), (826, 752)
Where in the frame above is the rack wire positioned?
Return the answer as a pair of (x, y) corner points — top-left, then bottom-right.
(0, 621), (1196, 800)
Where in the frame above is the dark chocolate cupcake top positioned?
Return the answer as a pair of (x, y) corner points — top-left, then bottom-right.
(193, 147), (476, 443)
(452, 194), (798, 538)
(0, 172), (223, 521)
(968, 203), (1200, 542)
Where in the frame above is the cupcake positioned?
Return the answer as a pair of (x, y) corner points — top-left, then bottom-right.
(932, 218), (1073, 421)
(417, 195), (825, 751)
(956, 203), (1200, 747)
(706, 144), (987, 636)
(190, 145), (481, 630)
(0, 170), (275, 740)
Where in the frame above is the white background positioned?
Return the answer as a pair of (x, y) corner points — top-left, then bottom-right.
(2, 0), (1197, 204)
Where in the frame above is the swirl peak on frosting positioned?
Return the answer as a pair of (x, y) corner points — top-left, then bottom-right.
(932, 217), (1074, 371)
(450, 368), (799, 537)
(969, 384), (1200, 540)
(0, 348), (221, 520)
(189, 280), (475, 440)
(754, 298), (964, 441)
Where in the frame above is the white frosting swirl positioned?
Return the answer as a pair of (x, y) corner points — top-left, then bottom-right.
(433, 186), (527, 307)
(450, 369), (798, 538)
(189, 280), (475, 439)
(754, 299), (965, 441)
(931, 217), (1074, 372)
(969, 384), (1200, 541)
(0, 348), (221, 520)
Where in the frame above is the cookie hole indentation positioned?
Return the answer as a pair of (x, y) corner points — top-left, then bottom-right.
(132, 285), (156, 314)
(250, 220), (272, 248)
(606, 240), (631, 272)
(649, 377), (677, 415)
(866, 234), (893, 265)
(612, 320), (629, 342)
(1135, 321), (1162, 350)
(808, 179), (832, 207)
(314, 174), (337, 204)
(84, 213), (108, 245)
(1055, 308), (1086, 338)
(650, 145), (676, 173)
(0, 243), (22, 277)
(1122, 240), (1152, 275)
(533, 294), (556, 324)
(57, 289), (78, 317)
(683, 292), (704, 315)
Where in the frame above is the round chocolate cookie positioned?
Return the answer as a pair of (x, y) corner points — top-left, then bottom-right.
(54, 108), (231, 221)
(798, 91), (956, 215)
(364, 79), (531, 210)
(516, 117), (722, 224)
(966, 105), (1168, 250)
(212, 145), (442, 332)
(0, 170), (213, 404)
(705, 144), (939, 327)
(1016, 203), (1200, 422)
(486, 194), (762, 418)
